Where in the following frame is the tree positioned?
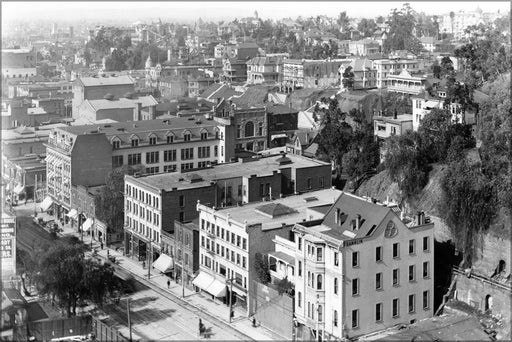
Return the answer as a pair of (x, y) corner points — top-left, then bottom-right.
(431, 60), (441, 78)
(357, 18), (377, 37)
(341, 66), (355, 90)
(254, 253), (271, 284)
(439, 56), (454, 77)
(33, 241), (117, 316)
(337, 11), (351, 33)
(440, 159), (497, 266)
(384, 131), (430, 198)
(383, 3), (424, 55)
(276, 277), (294, 295)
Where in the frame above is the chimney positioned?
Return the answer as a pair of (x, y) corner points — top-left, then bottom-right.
(393, 109), (397, 119)
(416, 211), (422, 225)
(356, 214), (361, 230)
(136, 102), (142, 121)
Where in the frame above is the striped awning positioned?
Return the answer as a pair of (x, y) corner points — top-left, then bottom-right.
(40, 196), (54, 212)
(152, 254), (174, 273)
(82, 218), (93, 232)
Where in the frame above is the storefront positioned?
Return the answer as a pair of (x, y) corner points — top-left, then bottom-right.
(192, 272), (227, 301)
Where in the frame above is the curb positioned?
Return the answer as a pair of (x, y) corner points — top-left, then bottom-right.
(98, 252), (257, 341)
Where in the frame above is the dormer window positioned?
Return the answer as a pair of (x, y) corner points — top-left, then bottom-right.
(149, 136), (157, 145)
(131, 136), (139, 147)
(113, 140), (120, 149)
(167, 134), (174, 143)
(201, 131), (208, 140)
(184, 132), (191, 141)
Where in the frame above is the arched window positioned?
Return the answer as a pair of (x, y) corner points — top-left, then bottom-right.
(245, 121), (254, 137)
(317, 274), (322, 290)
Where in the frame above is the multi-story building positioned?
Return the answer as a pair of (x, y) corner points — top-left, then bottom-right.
(222, 58), (249, 84)
(292, 193), (434, 340)
(372, 59), (421, 88)
(45, 117), (235, 220)
(195, 188), (343, 315)
(2, 155), (46, 204)
(373, 113), (414, 140)
(282, 59), (347, 92)
(386, 69), (427, 95)
(411, 94), (443, 131)
(339, 58), (377, 91)
(213, 99), (268, 153)
(1, 48), (36, 79)
(187, 74), (216, 98)
(11, 81), (73, 99)
(348, 39), (381, 56)
(72, 75), (136, 117)
(246, 56), (285, 85)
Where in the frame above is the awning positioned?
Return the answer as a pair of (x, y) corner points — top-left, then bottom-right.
(66, 209), (78, 219)
(152, 254), (174, 273)
(40, 196), (54, 212)
(13, 185), (25, 195)
(192, 272), (214, 292)
(271, 133), (288, 140)
(230, 284), (247, 297)
(82, 218), (93, 232)
(207, 279), (227, 297)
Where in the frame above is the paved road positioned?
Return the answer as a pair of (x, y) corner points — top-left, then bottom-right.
(13, 203), (248, 341)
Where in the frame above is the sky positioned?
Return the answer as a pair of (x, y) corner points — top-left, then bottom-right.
(2, 1), (510, 24)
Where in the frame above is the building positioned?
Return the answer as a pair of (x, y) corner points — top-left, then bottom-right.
(72, 75), (136, 117)
(292, 193), (434, 340)
(194, 188), (343, 316)
(74, 94), (158, 123)
(419, 37), (437, 53)
(386, 69), (427, 95)
(282, 59), (347, 92)
(373, 113), (414, 140)
(31, 98), (66, 117)
(222, 58), (249, 84)
(372, 59), (421, 89)
(1, 125), (50, 158)
(2, 154), (46, 204)
(1, 48), (36, 79)
(339, 58), (377, 91)
(213, 99), (268, 153)
(44, 117), (234, 222)
(411, 94), (443, 131)
(188, 74), (216, 98)
(266, 104), (299, 148)
(246, 56), (285, 85)
(348, 39), (381, 56)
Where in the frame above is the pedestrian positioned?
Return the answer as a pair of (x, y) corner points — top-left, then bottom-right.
(167, 279), (170, 289)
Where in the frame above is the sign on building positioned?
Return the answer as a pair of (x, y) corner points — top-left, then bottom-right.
(1, 213), (16, 280)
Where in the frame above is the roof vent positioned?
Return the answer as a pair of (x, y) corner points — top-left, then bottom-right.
(104, 93), (114, 100)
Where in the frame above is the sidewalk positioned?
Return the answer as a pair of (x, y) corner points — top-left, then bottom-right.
(28, 202), (287, 341)
(95, 247), (287, 341)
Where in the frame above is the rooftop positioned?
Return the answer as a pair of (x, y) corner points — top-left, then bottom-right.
(86, 95), (158, 111)
(211, 188), (343, 231)
(76, 75), (135, 87)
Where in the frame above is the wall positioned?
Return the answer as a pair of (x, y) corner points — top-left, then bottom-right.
(83, 84), (135, 101)
(251, 281), (294, 339)
(294, 165), (332, 193)
(245, 172), (282, 203)
(71, 134), (113, 187)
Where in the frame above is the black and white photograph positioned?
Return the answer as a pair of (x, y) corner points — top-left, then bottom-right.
(1, 1), (510, 341)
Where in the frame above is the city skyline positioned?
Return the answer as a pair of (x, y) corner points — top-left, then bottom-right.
(2, 1), (509, 25)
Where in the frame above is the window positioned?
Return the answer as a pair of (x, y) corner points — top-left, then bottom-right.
(236, 125), (241, 138)
(112, 140), (120, 149)
(376, 246), (382, 262)
(392, 298), (399, 317)
(376, 272), (383, 290)
(231, 251), (235, 261)
(307, 302), (311, 318)
(167, 135), (174, 143)
(181, 148), (194, 160)
(393, 268), (399, 286)
(298, 261), (302, 277)
(127, 153), (141, 165)
(201, 132), (208, 140)
(181, 163), (193, 171)
(334, 277), (338, 295)
(317, 247), (323, 261)
(258, 122), (263, 136)
(408, 294), (415, 313)
(242, 256), (246, 269)
(307, 178), (312, 189)
(298, 236), (302, 250)
(423, 236), (430, 252)
(149, 137), (157, 145)
(351, 309), (359, 328)
(242, 238), (247, 250)
(318, 305), (323, 322)
(198, 146), (211, 158)
(112, 155), (123, 167)
(317, 274), (322, 290)
(146, 166), (159, 174)
(333, 310), (338, 327)
(352, 251), (359, 267)
(423, 261), (429, 278)
(393, 243), (399, 258)
(146, 151), (159, 164)
(423, 290), (430, 310)
(334, 251), (339, 266)
(164, 165), (176, 172)
(131, 138), (139, 147)
(298, 292), (302, 307)
(164, 149), (177, 162)
(352, 278), (359, 296)
(214, 146), (218, 157)
(179, 195), (184, 207)
(409, 239), (416, 255)
(184, 133), (191, 141)
(376, 303), (383, 322)
(179, 211), (184, 222)
(409, 265), (416, 282)
(245, 121), (254, 137)
(319, 176), (324, 188)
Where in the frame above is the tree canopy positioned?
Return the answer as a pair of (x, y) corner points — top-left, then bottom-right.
(383, 3), (424, 55)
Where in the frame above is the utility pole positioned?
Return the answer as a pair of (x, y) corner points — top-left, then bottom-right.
(181, 243), (185, 298)
(316, 293), (320, 342)
(228, 278), (234, 323)
(127, 298), (132, 342)
(33, 174), (37, 217)
(148, 241), (152, 279)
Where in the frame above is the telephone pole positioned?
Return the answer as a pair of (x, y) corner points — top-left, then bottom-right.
(228, 278), (234, 323)
(127, 298), (132, 342)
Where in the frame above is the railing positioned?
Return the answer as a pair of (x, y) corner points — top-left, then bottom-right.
(453, 265), (512, 292)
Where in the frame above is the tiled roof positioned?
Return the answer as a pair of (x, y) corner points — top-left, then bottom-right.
(231, 85), (270, 108)
(86, 95), (158, 111)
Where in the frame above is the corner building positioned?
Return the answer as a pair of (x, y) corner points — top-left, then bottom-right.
(293, 193), (434, 340)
